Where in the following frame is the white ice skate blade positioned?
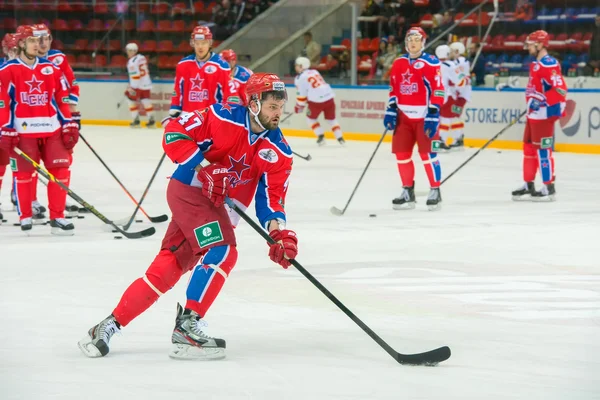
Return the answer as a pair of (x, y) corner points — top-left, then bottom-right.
(427, 203), (442, 211)
(51, 227), (75, 236)
(32, 218), (46, 225)
(392, 202), (416, 210)
(512, 195), (533, 202)
(169, 344), (226, 360)
(532, 195), (556, 202)
(77, 336), (103, 358)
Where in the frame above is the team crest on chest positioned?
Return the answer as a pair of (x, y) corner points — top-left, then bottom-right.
(228, 154), (252, 187)
(400, 70), (418, 94)
(189, 73), (208, 102)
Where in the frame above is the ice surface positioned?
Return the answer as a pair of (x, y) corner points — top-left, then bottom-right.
(1, 126), (599, 400)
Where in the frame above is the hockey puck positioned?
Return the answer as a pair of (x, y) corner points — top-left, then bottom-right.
(114, 235), (123, 239)
(77, 215), (85, 219)
(112, 229), (119, 233)
(369, 214), (377, 217)
(1, 219), (6, 223)
(136, 219), (143, 223)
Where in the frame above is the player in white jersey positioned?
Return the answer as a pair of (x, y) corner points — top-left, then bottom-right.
(435, 45), (460, 151)
(448, 42), (471, 149)
(294, 57), (345, 146)
(125, 43), (155, 128)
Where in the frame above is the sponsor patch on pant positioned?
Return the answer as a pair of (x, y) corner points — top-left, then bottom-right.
(540, 137), (553, 149)
(431, 140), (442, 152)
(194, 221), (224, 248)
(9, 157), (17, 172)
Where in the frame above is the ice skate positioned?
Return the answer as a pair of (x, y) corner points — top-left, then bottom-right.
(49, 218), (75, 236)
(130, 116), (141, 128)
(169, 303), (226, 360)
(20, 217), (32, 232)
(146, 116), (156, 128)
(438, 141), (451, 152)
(0, 210), (3, 225)
(32, 199), (47, 214)
(337, 137), (346, 146)
(78, 315), (121, 358)
(532, 183), (556, 202)
(316, 134), (325, 146)
(65, 202), (80, 218)
(450, 137), (464, 151)
(426, 188), (442, 211)
(512, 182), (535, 201)
(32, 201), (47, 224)
(392, 185), (416, 210)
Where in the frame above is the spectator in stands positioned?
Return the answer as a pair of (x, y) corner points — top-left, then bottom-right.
(369, 37), (388, 80)
(382, 41), (399, 80)
(589, 15), (600, 72)
(360, 0), (384, 39)
(394, 0), (418, 39)
(468, 42), (485, 86)
(302, 32), (322, 68)
(515, 3), (533, 21)
(323, 54), (339, 78)
(231, 0), (254, 31)
(441, 0), (462, 12)
(430, 13), (444, 38)
(212, 0), (235, 40)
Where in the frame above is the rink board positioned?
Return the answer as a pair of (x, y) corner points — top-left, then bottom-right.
(79, 80), (600, 154)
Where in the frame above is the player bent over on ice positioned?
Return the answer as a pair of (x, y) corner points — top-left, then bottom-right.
(78, 73), (298, 360)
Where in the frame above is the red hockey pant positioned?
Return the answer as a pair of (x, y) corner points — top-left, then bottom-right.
(522, 118), (556, 184)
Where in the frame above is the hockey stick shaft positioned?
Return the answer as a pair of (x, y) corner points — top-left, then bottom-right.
(335, 129), (388, 215)
(279, 113), (311, 161)
(225, 196), (449, 365)
(14, 148), (155, 239)
(79, 133), (167, 223)
(123, 152), (167, 230)
(440, 110), (526, 185)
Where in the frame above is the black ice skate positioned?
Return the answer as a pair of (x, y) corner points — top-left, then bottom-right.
(32, 201), (47, 224)
(130, 116), (141, 128)
(439, 141), (451, 151)
(0, 210), (3, 225)
(146, 116), (156, 128)
(532, 183), (556, 202)
(65, 203), (80, 218)
(169, 303), (226, 360)
(49, 218), (75, 236)
(78, 315), (121, 358)
(32, 200), (47, 214)
(511, 181), (535, 201)
(392, 184), (416, 210)
(337, 137), (346, 146)
(316, 134), (325, 146)
(20, 217), (32, 232)
(426, 188), (442, 211)
(450, 137), (464, 150)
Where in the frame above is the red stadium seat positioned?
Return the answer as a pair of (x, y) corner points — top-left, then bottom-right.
(158, 55), (171, 69)
(66, 54), (76, 66)
(94, 1), (109, 14)
(107, 40), (121, 52)
(52, 19), (69, 32)
(177, 40), (190, 52)
(69, 19), (84, 31)
(3, 18), (17, 30)
(157, 20), (172, 32)
(169, 55), (183, 69)
(93, 55), (107, 68)
(173, 2), (191, 15)
(75, 54), (92, 69)
(88, 19), (104, 32)
(171, 20), (186, 33)
(152, 3), (170, 15)
(109, 55), (128, 69)
(138, 20), (155, 32)
(193, 1), (205, 13)
(140, 40), (157, 53)
(52, 39), (65, 51)
(73, 39), (89, 51)
(157, 40), (174, 53)
(369, 37), (380, 52)
(123, 20), (135, 31)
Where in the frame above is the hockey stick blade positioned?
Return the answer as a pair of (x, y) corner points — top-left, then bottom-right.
(330, 206), (344, 216)
(292, 150), (311, 161)
(395, 346), (451, 366)
(117, 225), (156, 239)
(148, 214), (169, 223)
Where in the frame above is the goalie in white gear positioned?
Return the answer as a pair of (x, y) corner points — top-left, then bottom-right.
(447, 41), (471, 149)
(294, 56), (345, 146)
(125, 43), (155, 128)
(435, 45), (461, 151)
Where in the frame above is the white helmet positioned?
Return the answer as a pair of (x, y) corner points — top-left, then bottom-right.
(295, 56), (310, 71)
(449, 42), (465, 56)
(125, 42), (138, 52)
(435, 45), (450, 60)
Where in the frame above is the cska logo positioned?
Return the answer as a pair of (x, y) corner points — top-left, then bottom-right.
(21, 92), (49, 106)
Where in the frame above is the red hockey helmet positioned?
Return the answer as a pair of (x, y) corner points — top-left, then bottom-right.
(2, 33), (18, 52)
(16, 25), (35, 42)
(245, 73), (287, 103)
(32, 23), (52, 37)
(190, 26), (213, 41)
(220, 49), (237, 63)
(405, 27), (427, 42)
(525, 30), (549, 47)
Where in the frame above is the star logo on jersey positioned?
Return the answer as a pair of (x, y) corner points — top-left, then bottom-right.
(219, 103), (232, 114)
(190, 73), (204, 90)
(228, 154), (250, 181)
(25, 75), (44, 93)
(401, 70), (412, 84)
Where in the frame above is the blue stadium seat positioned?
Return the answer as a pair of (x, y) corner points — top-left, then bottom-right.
(577, 53), (589, 64)
(331, 36), (342, 45)
(497, 53), (509, 64)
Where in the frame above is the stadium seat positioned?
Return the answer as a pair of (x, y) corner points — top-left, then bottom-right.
(171, 20), (186, 33)
(123, 20), (136, 31)
(75, 54), (92, 69)
(157, 20), (172, 33)
(140, 40), (157, 53)
(358, 38), (370, 52)
(68, 19), (84, 31)
(369, 37), (380, 52)
(52, 39), (64, 51)
(88, 19), (104, 32)
(177, 40), (190, 52)
(94, 1), (109, 14)
(420, 13), (433, 28)
(158, 55), (171, 69)
(3, 18), (17, 30)
(107, 40), (121, 52)
(193, 1), (205, 13)
(152, 3), (170, 16)
(138, 20), (155, 33)
(93, 54), (107, 68)
(157, 40), (174, 53)
(173, 2), (191, 16)
(52, 18), (69, 32)
(169, 55), (183, 69)
(66, 54), (76, 66)
(109, 55), (128, 69)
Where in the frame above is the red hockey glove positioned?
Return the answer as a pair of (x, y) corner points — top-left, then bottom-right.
(268, 229), (298, 269)
(125, 87), (138, 101)
(0, 128), (19, 154)
(197, 163), (234, 208)
(61, 121), (80, 150)
(294, 104), (305, 114)
(71, 111), (81, 130)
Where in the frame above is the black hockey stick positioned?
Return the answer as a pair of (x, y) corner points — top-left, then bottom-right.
(225, 196), (450, 365)
(330, 129), (388, 216)
(122, 152), (167, 231)
(79, 133), (168, 224)
(14, 148), (155, 239)
(440, 110), (527, 186)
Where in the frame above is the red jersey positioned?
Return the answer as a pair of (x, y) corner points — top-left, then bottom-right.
(0, 57), (72, 138)
(163, 103), (293, 229)
(170, 52), (231, 114)
(226, 65), (252, 106)
(45, 49), (80, 106)
(525, 54), (567, 121)
(388, 53), (445, 119)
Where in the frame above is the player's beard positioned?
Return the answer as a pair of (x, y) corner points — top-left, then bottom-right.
(258, 112), (279, 130)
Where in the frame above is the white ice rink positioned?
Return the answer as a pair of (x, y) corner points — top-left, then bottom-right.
(1, 125), (599, 400)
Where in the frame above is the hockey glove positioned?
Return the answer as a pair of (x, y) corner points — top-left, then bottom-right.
(424, 107), (440, 139)
(169, 109), (181, 118)
(72, 111), (81, 130)
(61, 121), (80, 150)
(268, 229), (298, 269)
(197, 163), (234, 208)
(294, 104), (305, 114)
(383, 105), (397, 131)
(124, 87), (138, 101)
(0, 128), (19, 153)
(528, 92), (547, 112)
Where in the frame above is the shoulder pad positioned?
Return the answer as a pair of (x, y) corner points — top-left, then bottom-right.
(209, 53), (231, 70)
(265, 129), (293, 157)
(48, 49), (64, 57)
(539, 55), (558, 67)
(419, 53), (440, 65)
(235, 66), (252, 81)
(210, 102), (246, 124)
(178, 55), (196, 64)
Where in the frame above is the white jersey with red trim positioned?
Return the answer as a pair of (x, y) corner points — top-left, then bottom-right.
(452, 56), (471, 101)
(127, 54), (152, 90)
(439, 60), (459, 101)
(294, 69), (334, 106)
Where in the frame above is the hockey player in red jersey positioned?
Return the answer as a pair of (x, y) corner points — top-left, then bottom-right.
(0, 26), (79, 234)
(384, 27), (445, 211)
(512, 30), (566, 202)
(220, 49), (252, 106)
(79, 73), (298, 360)
(169, 26), (231, 117)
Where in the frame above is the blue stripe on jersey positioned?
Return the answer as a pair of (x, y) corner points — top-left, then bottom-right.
(186, 245), (229, 302)
(254, 172), (286, 229)
(7, 84), (16, 128)
(171, 148), (205, 185)
(546, 103), (563, 118)
(430, 153), (442, 182)
(538, 149), (552, 183)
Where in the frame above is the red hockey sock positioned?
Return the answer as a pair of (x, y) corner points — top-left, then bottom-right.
(186, 245), (238, 317)
(31, 172), (39, 202)
(113, 249), (185, 327)
(394, 152), (414, 187)
(420, 152), (442, 188)
(14, 172), (33, 219)
(47, 168), (69, 220)
(523, 143), (538, 182)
